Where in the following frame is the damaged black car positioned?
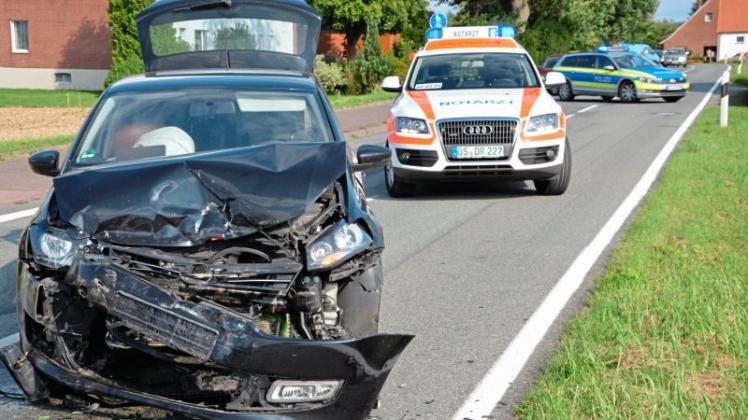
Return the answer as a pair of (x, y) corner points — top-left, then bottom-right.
(5, 0), (411, 418)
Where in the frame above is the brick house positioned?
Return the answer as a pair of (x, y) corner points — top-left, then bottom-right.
(0, 0), (112, 90)
(663, 0), (748, 60)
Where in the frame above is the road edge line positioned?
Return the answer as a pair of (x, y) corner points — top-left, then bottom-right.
(452, 74), (724, 420)
(0, 208), (38, 224)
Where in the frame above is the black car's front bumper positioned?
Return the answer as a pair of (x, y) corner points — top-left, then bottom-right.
(16, 259), (413, 419)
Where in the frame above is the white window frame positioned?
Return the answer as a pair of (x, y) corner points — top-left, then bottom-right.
(705, 13), (713, 23)
(10, 20), (29, 53)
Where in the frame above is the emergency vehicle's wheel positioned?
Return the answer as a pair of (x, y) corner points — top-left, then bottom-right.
(619, 81), (638, 103)
(534, 139), (572, 196)
(558, 82), (575, 101)
(385, 163), (416, 197)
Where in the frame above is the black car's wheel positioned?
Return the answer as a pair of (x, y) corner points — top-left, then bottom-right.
(664, 96), (684, 103)
(337, 262), (383, 337)
(558, 81), (575, 102)
(618, 81), (638, 103)
(385, 162), (416, 198)
(534, 139), (572, 196)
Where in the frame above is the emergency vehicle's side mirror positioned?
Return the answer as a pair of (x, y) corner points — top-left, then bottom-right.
(545, 72), (566, 87)
(602, 65), (616, 71)
(381, 76), (402, 92)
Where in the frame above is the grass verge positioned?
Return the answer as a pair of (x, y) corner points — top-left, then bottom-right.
(0, 136), (71, 161)
(517, 72), (748, 418)
(0, 89), (100, 108)
(327, 89), (396, 109)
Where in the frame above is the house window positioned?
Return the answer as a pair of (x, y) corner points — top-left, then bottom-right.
(705, 12), (713, 23)
(10, 20), (29, 53)
(738, 36), (746, 44)
(194, 30), (209, 51)
(55, 73), (72, 83)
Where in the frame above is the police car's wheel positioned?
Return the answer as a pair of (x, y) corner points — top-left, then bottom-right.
(558, 82), (574, 102)
(619, 81), (638, 103)
(385, 162), (416, 197)
(534, 139), (572, 196)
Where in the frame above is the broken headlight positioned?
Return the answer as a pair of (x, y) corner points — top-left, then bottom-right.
(306, 222), (372, 271)
(29, 225), (83, 269)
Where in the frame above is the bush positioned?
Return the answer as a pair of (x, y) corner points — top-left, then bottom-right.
(106, 0), (150, 88)
(346, 19), (392, 94)
(314, 55), (347, 94)
(384, 54), (412, 82)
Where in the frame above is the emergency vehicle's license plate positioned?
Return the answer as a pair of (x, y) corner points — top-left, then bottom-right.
(451, 145), (504, 159)
(665, 84), (684, 91)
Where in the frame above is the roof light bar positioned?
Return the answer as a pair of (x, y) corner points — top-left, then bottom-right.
(425, 13), (517, 41)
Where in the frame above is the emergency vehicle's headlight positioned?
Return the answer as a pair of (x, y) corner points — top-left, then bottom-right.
(396, 117), (430, 135)
(526, 114), (559, 134)
(641, 76), (657, 83)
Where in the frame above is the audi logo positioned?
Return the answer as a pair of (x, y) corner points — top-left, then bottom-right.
(463, 125), (493, 135)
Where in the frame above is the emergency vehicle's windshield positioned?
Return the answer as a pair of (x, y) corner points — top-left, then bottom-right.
(611, 53), (658, 69)
(408, 53), (540, 91)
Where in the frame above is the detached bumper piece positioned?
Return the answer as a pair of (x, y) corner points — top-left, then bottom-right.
(20, 260), (412, 419)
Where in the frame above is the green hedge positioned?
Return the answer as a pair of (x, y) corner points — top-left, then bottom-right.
(105, 0), (150, 88)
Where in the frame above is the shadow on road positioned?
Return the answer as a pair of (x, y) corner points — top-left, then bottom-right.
(364, 169), (537, 202)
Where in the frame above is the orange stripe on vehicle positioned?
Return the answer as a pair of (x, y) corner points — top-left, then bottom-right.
(424, 38), (518, 51)
(406, 91), (435, 120)
(520, 88), (541, 118)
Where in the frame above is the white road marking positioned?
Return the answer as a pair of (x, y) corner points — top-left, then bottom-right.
(684, 66), (696, 73)
(0, 208), (38, 224)
(453, 74), (724, 420)
(565, 113), (576, 119)
(576, 104), (598, 114)
(0, 333), (19, 348)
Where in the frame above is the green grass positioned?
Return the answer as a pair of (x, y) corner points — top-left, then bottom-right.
(327, 89), (397, 109)
(517, 84), (748, 417)
(0, 89), (100, 108)
(0, 136), (71, 161)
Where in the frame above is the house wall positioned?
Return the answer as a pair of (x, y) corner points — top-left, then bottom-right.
(662, 0), (719, 56)
(0, 0), (111, 90)
(317, 31), (400, 60)
(718, 33), (748, 60)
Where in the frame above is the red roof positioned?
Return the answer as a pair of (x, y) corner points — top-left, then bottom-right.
(718, 0), (748, 33)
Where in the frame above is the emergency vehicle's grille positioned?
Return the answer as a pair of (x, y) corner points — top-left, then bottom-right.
(438, 119), (517, 146)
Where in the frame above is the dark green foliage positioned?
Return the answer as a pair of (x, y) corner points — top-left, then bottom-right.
(347, 19), (392, 94)
(106, 0), (150, 88)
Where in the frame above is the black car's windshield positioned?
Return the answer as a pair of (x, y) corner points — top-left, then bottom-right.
(612, 54), (658, 68)
(408, 53), (540, 90)
(75, 89), (333, 166)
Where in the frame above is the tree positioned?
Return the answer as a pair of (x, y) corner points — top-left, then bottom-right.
(150, 24), (191, 56)
(106, 0), (150, 87)
(308, 0), (429, 58)
(214, 22), (257, 50)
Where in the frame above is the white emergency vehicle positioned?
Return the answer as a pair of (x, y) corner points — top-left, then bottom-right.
(380, 18), (571, 197)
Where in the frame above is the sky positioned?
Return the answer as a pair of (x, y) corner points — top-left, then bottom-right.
(429, 0), (692, 23)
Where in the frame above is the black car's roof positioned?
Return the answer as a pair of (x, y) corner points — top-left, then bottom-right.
(107, 72), (319, 96)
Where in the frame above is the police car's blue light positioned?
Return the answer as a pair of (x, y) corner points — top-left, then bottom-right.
(425, 27), (443, 41)
(597, 46), (609, 53)
(496, 23), (516, 39)
(429, 12), (448, 30)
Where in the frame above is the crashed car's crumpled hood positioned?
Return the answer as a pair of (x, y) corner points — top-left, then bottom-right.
(53, 142), (346, 246)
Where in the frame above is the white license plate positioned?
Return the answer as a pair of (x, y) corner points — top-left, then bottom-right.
(665, 84), (684, 91)
(450, 145), (504, 159)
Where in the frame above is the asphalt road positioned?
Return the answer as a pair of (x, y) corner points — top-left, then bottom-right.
(0, 64), (726, 419)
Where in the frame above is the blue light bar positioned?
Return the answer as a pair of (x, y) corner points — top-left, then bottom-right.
(425, 27), (443, 41)
(429, 12), (448, 30)
(497, 23), (516, 39)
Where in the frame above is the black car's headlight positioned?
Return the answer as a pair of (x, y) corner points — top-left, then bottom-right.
(306, 222), (373, 271)
(29, 225), (84, 269)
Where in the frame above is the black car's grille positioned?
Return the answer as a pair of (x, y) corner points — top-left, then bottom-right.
(438, 119), (517, 146)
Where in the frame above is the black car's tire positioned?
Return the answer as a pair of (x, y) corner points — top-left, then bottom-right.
(618, 81), (638, 103)
(534, 139), (572, 196)
(337, 262), (383, 337)
(664, 96), (684, 103)
(385, 163), (416, 198)
(558, 81), (575, 102)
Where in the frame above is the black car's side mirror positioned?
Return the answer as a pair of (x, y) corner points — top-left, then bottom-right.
(352, 144), (391, 172)
(29, 150), (61, 177)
